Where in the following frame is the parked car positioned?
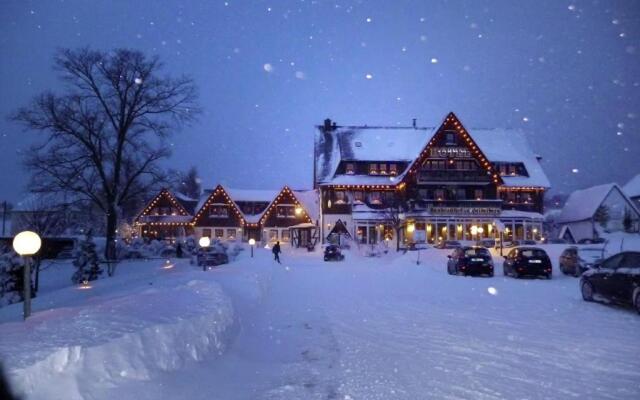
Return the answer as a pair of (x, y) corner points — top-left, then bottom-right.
(507, 240), (537, 247)
(577, 237), (606, 244)
(559, 246), (604, 277)
(324, 245), (345, 261)
(580, 251), (640, 314)
(503, 247), (552, 279)
(478, 239), (496, 249)
(435, 240), (462, 249)
(447, 246), (494, 277)
(196, 247), (229, 267)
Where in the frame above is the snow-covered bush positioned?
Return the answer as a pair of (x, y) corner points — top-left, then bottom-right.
(226, 242), (244, 260)
(71, 233), (103, 284)
(0, 249), (29, 306)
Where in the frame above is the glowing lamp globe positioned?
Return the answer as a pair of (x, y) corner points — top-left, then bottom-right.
(13, 231), (42, 256)
(294, 207), (303, 216)
(198, 237), (211, 248)
(248, 238), (256, 246)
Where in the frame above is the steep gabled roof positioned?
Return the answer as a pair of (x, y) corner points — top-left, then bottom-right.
(624, 174), (640, 198)
(257, 186), (314, 226)
(557, 183), (638, 223)
(135, 188), (192, 224)
(192, 185), (246, 225)
(315, 112), (550, 188)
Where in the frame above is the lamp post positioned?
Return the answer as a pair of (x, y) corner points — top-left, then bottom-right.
(198, 236), (210, 271)
(249, 238), (256, 258)
(12, 230), (41, 320)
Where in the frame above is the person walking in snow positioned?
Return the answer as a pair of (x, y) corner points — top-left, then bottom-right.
(272, 241), (281, 263)
(176, 242), (183, 258)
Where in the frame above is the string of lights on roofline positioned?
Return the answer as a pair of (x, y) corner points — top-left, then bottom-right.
(136, 186), (311, 228)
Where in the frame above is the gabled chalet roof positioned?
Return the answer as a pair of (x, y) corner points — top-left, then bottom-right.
(315, 112), (550, 188)
(135, 189), (193, 224)
(624, 174), (640, 198)
(255, 186), (315, 226)
(557, 183), (637, 224)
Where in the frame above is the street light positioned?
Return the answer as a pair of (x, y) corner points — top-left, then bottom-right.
(248, 238), (256, 258)
(198, 236), (211, 248)
(12, 230), (41, 320)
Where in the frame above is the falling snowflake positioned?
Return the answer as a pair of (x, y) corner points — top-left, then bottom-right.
(572, 168), (579, 173)
(365, 73), (373, 79)
(430, 58), (438, 64)
(487, 287), (498, 296)
(366, 17), (372, 23)
(522, 117), (529, 122)
(295, 71), (305, 80)
(263, 63), (273, 72)
(134, 78), (143, 85)
(568, 4), (576, 11)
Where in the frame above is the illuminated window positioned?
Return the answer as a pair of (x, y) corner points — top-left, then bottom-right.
(389, 164), (397, 175)
(215, 229), (224, 239)
(345, 163), (355, 174)
(369, 163), (378, 175)
(226, 229), (236, 240)
(353, 191), (364, 204)
(269, 229), (278, 241)
(209, 205), (228, 218)
(369, 192), (382, 204)
(277, 204), (295, 218)
(281, 230), (291, 241)
(435, 189), (445, 201)
(474, 189), (483, 200)
(335, 191), (347, 204)
(379, 163), (387, 175)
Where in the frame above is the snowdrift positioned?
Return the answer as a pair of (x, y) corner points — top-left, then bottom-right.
(1, 271), (235, 400)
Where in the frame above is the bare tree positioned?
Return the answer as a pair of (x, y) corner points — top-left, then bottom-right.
(381, 191), (407, 252)
(13, 48), (199, 271)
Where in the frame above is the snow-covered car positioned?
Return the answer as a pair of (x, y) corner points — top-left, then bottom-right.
(503, 247), (552, 279)
(478, 239), (496, 249)
(580, 251), (640, 314)
(559, 246), (604, 277)
(323, 245), (345, 261)
(196, 247), (229, 267)
(447, 246), (494, 277)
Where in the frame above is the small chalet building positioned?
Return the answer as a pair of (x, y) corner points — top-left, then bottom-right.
(134, 189), (198, 241)
(556, 183), (640, 243)
(314, 112), (550, 248)
(624, 174), (640, 210)
(135, 185), (319, 246)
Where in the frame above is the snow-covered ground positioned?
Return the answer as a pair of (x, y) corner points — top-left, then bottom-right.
(1, 243), (639, 400)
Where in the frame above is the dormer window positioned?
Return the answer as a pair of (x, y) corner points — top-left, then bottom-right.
(353, 191), (364, 204)
(209, 205), (228, 218)
(334, 191), (347, 204)
(379, 163), (387, 175)
(369, 192), (382, 204)
(389, 164), (397, 175)
(369, 163), (378, 175)
(345, 163), (355, 175)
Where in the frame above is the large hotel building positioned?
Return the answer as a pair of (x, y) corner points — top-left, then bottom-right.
(136, 112), (549, 249)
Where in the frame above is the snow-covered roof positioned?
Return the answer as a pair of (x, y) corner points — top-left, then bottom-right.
(315, 115), (550, 188)
(470, 129), (550, 188)
(225, 188), (279, 203)
(624, 174), (640, 198)
(137, 215), (193, 224)
(293, 189), (319, 222)
(557, 183), (621, 223)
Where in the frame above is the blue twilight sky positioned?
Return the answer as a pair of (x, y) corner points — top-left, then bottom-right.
(0, 0), (638, 203)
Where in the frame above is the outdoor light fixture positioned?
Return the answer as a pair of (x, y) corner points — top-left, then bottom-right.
(295, 206), (303, 215)
(249, 238), (256, 257)
(407, 223), (415, 233)
(471, 225), (478, 235)
(199, 236), (211, 248)
(13, 230), (42, 320)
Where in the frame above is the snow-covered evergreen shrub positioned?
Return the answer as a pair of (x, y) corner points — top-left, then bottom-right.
(71, 233), (103, 284)
(0, 249), (28, 306)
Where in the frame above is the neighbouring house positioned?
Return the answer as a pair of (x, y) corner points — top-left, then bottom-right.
(314, 112), (550, 249)
(135, 185), (319, 246)
(556, 183), (640, 243)
(624, 173), (640, 210)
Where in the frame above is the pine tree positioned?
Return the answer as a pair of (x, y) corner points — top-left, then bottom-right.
(623, 208), (633, 232)
(71, 232), (102, 284)
(0, 249), (29, 306)
(593, 205), (610, 228)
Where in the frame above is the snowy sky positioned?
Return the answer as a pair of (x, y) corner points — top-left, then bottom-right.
(0, 0), (638, 203)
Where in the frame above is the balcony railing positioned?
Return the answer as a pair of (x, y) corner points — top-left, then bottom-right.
(417, 170), (491, 183)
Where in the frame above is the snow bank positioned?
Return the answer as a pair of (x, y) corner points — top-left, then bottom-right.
(0, 269), (235, 400)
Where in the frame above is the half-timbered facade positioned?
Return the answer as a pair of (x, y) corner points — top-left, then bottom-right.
(314, 112), (551, 248)
(135, 185), (319, 245)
